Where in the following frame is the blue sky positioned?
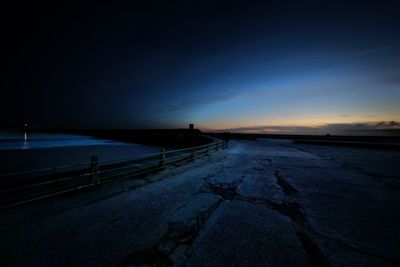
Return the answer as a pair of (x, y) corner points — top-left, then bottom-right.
(156, 42), (400, 134)
(3, 1), (400, 134)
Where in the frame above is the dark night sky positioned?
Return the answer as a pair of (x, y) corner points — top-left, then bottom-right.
(2, 1), (400, 134)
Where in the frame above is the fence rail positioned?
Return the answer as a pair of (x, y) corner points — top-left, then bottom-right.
(0, 140), (227, 210)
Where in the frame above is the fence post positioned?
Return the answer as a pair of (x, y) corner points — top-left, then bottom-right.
(90, 156), (100, 185)
(191, 146), (195, 160)
(159, 148), (166, 168)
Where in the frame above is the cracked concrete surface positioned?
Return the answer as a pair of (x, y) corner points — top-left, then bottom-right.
(0, 139), (399, 267)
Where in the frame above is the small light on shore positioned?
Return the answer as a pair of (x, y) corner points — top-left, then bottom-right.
(24, 123), (28, 143)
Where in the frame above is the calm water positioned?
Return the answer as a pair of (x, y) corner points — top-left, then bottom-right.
(0, 131), (162, 174)
(0, 131), (125, 150)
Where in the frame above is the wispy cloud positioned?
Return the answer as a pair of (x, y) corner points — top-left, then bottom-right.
(161, 93), (237, 112)
(380, 67), (400, 85)
(351, 43), (400, 57)
(160, 43), (400, 116)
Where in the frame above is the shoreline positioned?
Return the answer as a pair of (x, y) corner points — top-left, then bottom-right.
(6, 128), (214, 148)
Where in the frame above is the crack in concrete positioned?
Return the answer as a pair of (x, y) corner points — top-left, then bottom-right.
(271, 166), (330, 267)
(164, 199), (224, 265)
(275, 169), (298, 196)
(180, 200), (230, 267)
(120, 143), (399, 267)
(296, 230), (330, 267)
(270, 158), (399, 266)
(117, 199), (224, 266)
(308, 228), (400, 266)
(115, 159), (230, 267)
(200, 166), (245, 200)
(236, 196), (308, 225)
(231, 191), (332, 267)
(342, 164), (400, 191)
(205, 183), (238, 199)
(153, 170), (245, 265)
(117, 146), (397, 267)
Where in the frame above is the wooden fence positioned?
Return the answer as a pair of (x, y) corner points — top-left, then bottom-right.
(0, 140), (227, 210)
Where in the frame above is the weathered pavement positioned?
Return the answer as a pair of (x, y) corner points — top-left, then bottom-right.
(1, 139), (400, 266)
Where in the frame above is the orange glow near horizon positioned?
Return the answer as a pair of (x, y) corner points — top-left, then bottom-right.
(198, 114), (400, 133)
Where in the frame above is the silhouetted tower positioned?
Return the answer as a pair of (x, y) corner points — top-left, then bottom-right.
(189, 123), (194, 130)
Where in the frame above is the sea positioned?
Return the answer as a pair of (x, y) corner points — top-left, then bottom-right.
(0, 130), (161, 174)
(0, 130), (128, 150)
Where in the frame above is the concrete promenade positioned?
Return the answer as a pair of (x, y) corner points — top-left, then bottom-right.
(1, 139), (399, 266)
